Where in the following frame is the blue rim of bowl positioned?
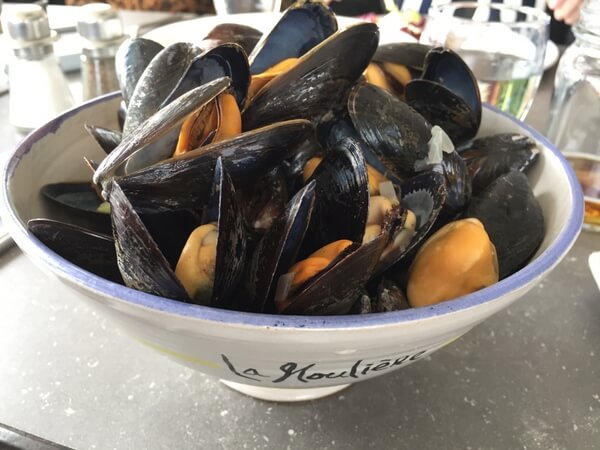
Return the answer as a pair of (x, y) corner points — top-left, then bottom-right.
(0, 94), (584, 329)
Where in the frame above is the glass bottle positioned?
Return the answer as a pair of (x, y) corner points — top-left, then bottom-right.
(546, 0), (600, 155)
(5, 4), (74, 133)
(77, 3), (125, 101)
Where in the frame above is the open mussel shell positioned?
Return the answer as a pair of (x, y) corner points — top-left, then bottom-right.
(124, 43), (249, 137)
(348, 83), (432, 178)
(248, 180), (316, 313)
(249, 0), (337, 74)
(108, 180), (190, 301)
(372, 42), (431, 72)
(406, 79), (479, 146)
(369, 42), (431, 98)
(40, 182), (111, 234)
(242, 22), (379, 131)
(306, 137), (369, 251)
(42, 182), (106, 216)
(123, 42), (203, 136)
(28, 218), (122, 284)
(466, 171), (544, 279)
(168, 43), (250, 108)
(204, 23), (262, 55)
(85, 125), (122, 155)
(115, 37), (164, 107)
(280, 234), (388, 315)
(93, 77), (231, 186)
(460, 133), (540, 195)
(400, 170), (447, 256)
(421, 47), (482, 128)
(114, 119), (315, 213)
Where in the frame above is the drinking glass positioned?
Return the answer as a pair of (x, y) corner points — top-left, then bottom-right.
(213, 0), (282, 15)
(421, 2), (549, 120)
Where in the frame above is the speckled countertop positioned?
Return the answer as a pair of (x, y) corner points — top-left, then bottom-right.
(1, 15), (599, 449)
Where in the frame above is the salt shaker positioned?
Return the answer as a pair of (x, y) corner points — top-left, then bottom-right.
(5, 4), (74, 133)
(77, 3), (125, 101)
(546, 0), (600, 156)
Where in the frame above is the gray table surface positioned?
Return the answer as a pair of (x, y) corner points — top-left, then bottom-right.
(1, 13), (600, 449)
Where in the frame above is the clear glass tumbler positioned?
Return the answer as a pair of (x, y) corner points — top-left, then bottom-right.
(546, 0), (600, 231)
(421, 2), (549, 120)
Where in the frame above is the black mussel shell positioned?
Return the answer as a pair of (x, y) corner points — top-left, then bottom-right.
(41, 182), (111, 234)
(204, 23), (262, 57)
(373, 42), (431, 72)
(239, 166), (289, 233)
(201, 158), (248, 309)
(249, 0), (337, 74)
(317, 114), (358, 150)
(94, 77), (231, 186)
(370, 43), (432, 98)
(280, 137), (319, 194)
(466, 171), (544, 279)
(108, 180), (189, 301)
(42, 182), (106, 216)
(28, 218), (122, 284)
(401, 170), (447, 252)
(306, 137), (369, 251)
(406, 79), (479, 146)
(460, 133), (540, 194)
(123, 42), (203, 136)
(280, 234), (387, 315)
(114, 119), (314, 214)
(248, 180), (316, 313)
(436, 150), (472, 217)
(115, 38), (164, 107)
(348, 83), (432, 178)
(125, 46), (249, 174)
(243, 23), (379, 130)
(85, 125), (122, 155)
(317, 115), (401, 184)
(168, 43), (250, 108)
(421, 47), (482, 129)
(123, 43), (249, 137)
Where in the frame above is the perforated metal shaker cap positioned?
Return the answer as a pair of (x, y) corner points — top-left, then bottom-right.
(77, 3), (124, 42)
(5, 4), (51, 42)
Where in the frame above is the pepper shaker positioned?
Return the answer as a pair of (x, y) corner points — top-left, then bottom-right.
(5, 4), (74, 133)
(77, 3), (125, 101)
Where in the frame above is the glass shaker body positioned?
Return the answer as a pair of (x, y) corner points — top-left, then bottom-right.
(546, 1), (600, 156)
(80, 47), (120, 101)
(8, 48), (74, 133)
(5, 4), (74, 133)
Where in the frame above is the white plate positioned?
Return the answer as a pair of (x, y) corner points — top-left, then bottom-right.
(145, 13), (416, 49)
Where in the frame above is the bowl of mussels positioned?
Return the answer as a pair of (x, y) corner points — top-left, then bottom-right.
(0, 3), (584, 401)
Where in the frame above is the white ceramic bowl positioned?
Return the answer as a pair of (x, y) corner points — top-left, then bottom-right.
(0, 93), (583, 401)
